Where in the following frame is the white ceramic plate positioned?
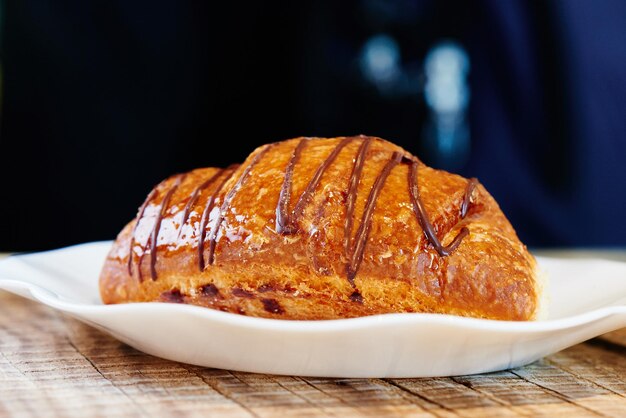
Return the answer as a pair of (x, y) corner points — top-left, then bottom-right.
(0, 242), (625, 378)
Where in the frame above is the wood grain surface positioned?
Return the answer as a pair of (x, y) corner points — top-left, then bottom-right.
(1, 250), (625, 417)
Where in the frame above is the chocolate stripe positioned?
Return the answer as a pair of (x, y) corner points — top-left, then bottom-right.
(147, 174), (187, 281)
(197, 165), (239, 271)
(177, 169), (225, 241)
(207, 145), (273, 266)
(127, 188), (157, 277)
(290, 137), (353, 225)
(343, 137), (373, 261)
(276, 139), (307, 234)
(408, 161), (469, 257)
(460, 178), (478, 218)
(346, 151), (402, 284)
(276, 137), (353, 234)
(130, 136), (478, 283)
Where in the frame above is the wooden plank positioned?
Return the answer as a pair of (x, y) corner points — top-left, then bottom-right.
(388, 374), (606, 418)
(0, 292), (251, 418)
(188, 369), (440, 417)
(0, 293), (144, 418)
(511, 359), (626, 417)
(548, 341), (626, 396)
(0, 289), (625, 417)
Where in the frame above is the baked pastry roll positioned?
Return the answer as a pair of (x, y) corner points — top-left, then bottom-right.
(100, 136), (543, 320)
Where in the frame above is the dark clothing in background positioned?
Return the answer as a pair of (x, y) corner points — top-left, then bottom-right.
(1, 1), (625, 251)
(467, 0), (626, 247)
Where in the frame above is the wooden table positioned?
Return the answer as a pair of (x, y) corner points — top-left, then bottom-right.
(1, 251), (625, 417)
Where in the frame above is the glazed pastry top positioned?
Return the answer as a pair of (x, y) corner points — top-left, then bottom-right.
(102, 136), (538, 320)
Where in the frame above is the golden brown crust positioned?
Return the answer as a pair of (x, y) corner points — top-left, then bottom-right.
(99, 136), (540, 321)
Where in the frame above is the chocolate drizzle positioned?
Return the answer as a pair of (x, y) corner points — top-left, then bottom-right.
(349, 291), (363, 303)
(205, 145), (273, 266)
(343, 137), (372, 271)
(346, 152), (403, 284)
(197, 165), (239, 271)
(127, 188), (157, 277)
(128, 137), (479, 288)
(274, 137), (476, 287)
(408, 161), (471, 257)
(460, 178), (478, 218)
(276, 139), (307, 234)
(276, 137), (353, 234)
(273, 137), (478, 286)
(177, 169), (225, 241)
(129, 174), (186, 282)
(146, 174), (186, 281)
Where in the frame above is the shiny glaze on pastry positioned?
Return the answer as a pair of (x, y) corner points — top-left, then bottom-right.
(100, 136), (541, 320)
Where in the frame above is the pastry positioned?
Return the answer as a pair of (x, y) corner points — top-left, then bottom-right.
(99, 136), (544, 320)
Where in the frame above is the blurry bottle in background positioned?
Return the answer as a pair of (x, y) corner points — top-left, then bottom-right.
(422, 42), (471, 171)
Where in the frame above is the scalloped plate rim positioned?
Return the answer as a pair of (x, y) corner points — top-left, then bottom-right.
(1, 241), (626, 378)
(0, 241), (624, 333)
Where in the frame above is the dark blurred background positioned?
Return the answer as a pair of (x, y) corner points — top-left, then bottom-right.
(1, 0), (625, 251)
